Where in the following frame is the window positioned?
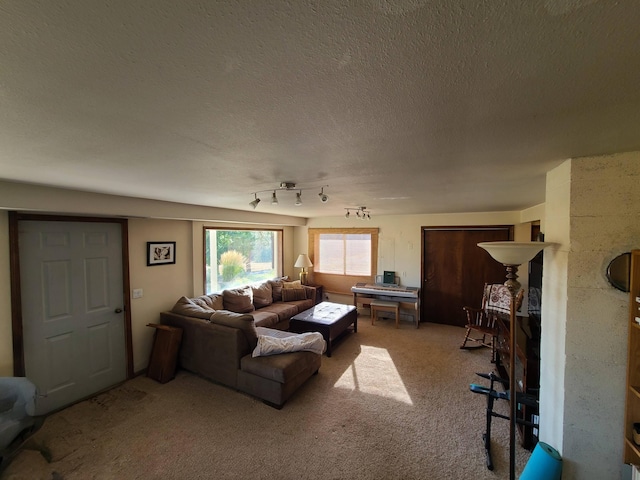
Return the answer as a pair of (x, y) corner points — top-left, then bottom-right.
(309, 228), (378, 294)
(204, 228), (282, 294)
(317, 233), (372, 275)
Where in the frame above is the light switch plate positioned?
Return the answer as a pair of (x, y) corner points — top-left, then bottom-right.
(132, 288), (143, 299)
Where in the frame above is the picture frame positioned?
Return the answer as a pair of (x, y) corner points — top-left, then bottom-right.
(147, 241), (176, 266)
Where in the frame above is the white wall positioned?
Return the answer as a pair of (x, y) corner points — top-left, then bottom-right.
(542, 154), (640, 479)
(300, 211), (524, 290)
(0, 183), (302, 376)
(127, 219), (194, 372)
(540, 160), (570, 451)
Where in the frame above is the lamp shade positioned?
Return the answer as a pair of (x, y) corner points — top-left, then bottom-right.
(294, 254), (313, 268)
(477, 242), (551, 266)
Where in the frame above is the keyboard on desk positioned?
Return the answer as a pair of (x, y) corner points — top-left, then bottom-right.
(351, 283), (419, 299)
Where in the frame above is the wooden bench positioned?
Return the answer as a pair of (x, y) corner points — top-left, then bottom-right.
(370, 300), (400, 328)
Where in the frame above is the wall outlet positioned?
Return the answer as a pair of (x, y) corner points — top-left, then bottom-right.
(132, 288), (143, 299)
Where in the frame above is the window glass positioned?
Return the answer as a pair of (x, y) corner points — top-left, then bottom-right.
(316, 233), (371, 275)
(345, 234), (371, 275)
(204, 228), (282, 294)
(317, 234), (344, 274)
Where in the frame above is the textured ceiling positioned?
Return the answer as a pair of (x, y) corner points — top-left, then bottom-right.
(1, 0), (640, 218)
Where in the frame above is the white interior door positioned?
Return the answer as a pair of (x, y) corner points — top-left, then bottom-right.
(19, 220), (126, 414)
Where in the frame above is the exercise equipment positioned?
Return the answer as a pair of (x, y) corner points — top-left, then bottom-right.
(469, 372), (539, 471)
(520, 441), (562, 480)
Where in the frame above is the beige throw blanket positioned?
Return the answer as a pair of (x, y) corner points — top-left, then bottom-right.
(252, 332), (326, 357)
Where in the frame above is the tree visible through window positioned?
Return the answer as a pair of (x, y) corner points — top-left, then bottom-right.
(204, 228), (282, 294)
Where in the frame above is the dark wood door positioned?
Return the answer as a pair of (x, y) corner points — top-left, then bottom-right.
(421, 227), (512, 327)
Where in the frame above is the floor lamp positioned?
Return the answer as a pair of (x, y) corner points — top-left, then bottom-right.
(477, 241), (550, 480)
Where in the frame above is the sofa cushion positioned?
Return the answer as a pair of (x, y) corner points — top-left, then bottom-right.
(267, 278), (285, 302)
(223, 286), (255, 313)
(251, 310), (280, 328)
(284, 298), (314, 312)
(206, 293), (225, 310)
(209, 310), (258, 350)
(281, 288), (307, 302)
(191, 293), (223, 311)
(252, 282), (273, 308)
(241, 350), (320, 384)
(171, 296), (214, 319)
(259, 302), (299, 322)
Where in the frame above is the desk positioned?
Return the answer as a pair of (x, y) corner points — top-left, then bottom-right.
(351, 283), (420, 327)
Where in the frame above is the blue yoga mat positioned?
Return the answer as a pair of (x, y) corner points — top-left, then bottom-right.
(520, 442), (562, 480)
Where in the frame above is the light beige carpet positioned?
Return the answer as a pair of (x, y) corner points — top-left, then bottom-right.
(1, 316), (531, 479)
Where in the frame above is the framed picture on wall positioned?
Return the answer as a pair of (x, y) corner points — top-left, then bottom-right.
(147, 241), (176, 266)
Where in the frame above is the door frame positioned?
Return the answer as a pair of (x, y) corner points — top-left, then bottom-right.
(420, 225), (513, 324)
(8, 212), (134, 379)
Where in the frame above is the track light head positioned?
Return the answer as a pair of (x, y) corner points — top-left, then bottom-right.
(295, 191), (303, 206)
(318, 187), (329, 203)
(271, 191), (278, 205)
(345, 210), (350, 218)
(249, 194), (261, 209)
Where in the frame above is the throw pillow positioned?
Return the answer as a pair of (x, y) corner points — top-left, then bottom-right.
(281, 288), (307, 302)
(282, 280), (303, 289)
(252, 282), (273, 308)
(204, 293), (224, 310)
(223, 286), (255, 313)
(268, 279), (284, 302)
(210, 311), (258, 350)
(171, 296), (214, 319)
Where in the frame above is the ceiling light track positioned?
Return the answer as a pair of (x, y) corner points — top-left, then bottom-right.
(249, 182), (329, 209)
(345, 206), (371, 220)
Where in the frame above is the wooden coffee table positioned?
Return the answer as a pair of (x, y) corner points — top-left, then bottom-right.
(289, 302), (357, 357)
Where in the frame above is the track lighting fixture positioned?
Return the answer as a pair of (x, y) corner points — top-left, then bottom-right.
(248, 183), (329, 209)
(344, 206), (371, 220)
(249, 194), (260, 209)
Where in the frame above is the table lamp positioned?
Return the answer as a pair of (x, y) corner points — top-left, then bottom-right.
(477, 241), (551, 480)
(294, 254), (313, 285)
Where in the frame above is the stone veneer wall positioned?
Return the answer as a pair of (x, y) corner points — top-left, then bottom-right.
(541, 153), (640, 479)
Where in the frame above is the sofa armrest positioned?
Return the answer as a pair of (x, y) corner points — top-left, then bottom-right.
(159, 311), (249, 388)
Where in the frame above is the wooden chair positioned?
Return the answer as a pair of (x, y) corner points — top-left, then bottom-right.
(461, 283), (523, 362)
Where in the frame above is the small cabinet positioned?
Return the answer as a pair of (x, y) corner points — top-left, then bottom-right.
(624, 250), (640, 464)
(313, 285), (324, 304)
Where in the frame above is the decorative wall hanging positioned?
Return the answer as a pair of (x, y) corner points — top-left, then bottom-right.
(147, 241), (176, 266)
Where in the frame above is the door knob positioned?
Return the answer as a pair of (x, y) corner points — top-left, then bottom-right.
(114, 308), (123, 313)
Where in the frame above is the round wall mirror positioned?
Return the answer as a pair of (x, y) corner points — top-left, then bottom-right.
(607, 252), (631, 292)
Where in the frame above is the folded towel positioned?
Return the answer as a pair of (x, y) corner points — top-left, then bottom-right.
(252, 332), (326, 357)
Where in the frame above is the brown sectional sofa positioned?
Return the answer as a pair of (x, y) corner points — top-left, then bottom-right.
(159, 278), (322, 408)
